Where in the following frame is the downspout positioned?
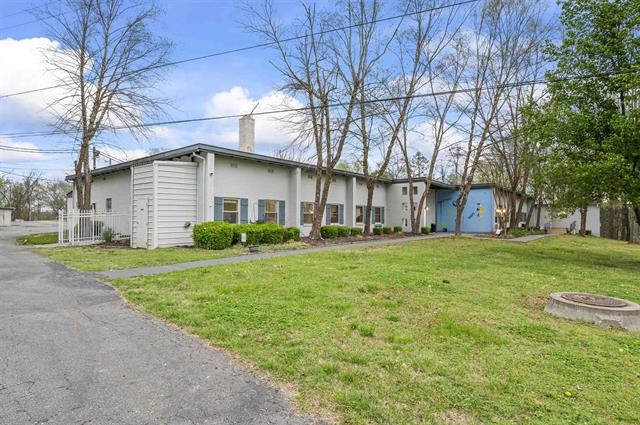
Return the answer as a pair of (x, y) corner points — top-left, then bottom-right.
(191, 152), (206, 223)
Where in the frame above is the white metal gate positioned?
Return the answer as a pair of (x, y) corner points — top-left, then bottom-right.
(58, 209), (131, 245)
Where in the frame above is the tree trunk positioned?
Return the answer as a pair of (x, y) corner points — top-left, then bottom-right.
(364, 182), (375, 235)
(633, 204), (640, 227)
(622, 205), (631, 242)
(579, 207), (587, 236)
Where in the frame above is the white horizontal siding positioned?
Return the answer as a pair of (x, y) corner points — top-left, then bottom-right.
(156, 161), (197, 246)
(132, 164), (154, 248)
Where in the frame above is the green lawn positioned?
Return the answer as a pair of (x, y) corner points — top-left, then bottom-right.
(16, 232), (58, 245)
(36, 241), (308, 272)
(109, 236), (640, 424)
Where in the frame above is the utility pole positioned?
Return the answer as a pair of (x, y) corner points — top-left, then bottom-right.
(92, 145), (99, 170)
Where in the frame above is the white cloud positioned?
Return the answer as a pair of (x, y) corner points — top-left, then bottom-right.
(0, 37), (72, 124)
(0, 139), (46, 162)
(202, 86), (302, 148)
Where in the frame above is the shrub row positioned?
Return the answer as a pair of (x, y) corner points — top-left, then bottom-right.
(194, 222), (300, 250)
(320, 225), (351, 238)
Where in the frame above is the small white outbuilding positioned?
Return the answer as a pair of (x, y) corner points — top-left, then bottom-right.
(0, 207), (14, 226)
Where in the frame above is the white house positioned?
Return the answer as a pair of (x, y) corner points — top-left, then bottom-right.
(68, 116), (601, 248)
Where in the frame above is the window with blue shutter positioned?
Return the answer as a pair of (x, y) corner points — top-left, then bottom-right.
(381, 206), (385, 224)
(325, 204), (331, 225)
(258, 199), (265, 223)
(300, 202), (304, 225)
(214, 197), (223, 221)
(279, 200), (286, 225)
(338, 204), (344, 224)
(240, 198), (248, 224)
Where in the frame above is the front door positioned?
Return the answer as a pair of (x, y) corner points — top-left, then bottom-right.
(135, 198), (150, 248)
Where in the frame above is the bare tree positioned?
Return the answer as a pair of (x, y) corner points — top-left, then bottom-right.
(10, 171), (43, 221)
(44, 180), (73, 213)
(391, 0), (469, 233)
(36, 0), (171, 211)
(247, 1), (371, 239)
(453, 0), (547, 235)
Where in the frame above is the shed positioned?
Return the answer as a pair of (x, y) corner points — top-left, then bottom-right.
(131, 161), (197, 249)
(0, 207), (14, 226)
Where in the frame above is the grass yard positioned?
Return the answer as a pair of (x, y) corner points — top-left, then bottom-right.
(109, 236), (640, 424)
(16, 232), (58, 245)
(36, 241), (308, 272)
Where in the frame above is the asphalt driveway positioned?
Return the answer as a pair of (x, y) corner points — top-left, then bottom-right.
(0, 222), (311, 424)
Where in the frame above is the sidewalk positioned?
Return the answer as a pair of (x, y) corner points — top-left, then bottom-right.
(100, 233), (452, 279)
(98, 232), (552, 280)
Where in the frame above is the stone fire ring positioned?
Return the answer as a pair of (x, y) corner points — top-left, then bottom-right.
(545, 292), (640, 332)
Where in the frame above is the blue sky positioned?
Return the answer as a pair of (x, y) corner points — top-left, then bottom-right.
(0, 0), (558, 182)
(0, 0), (315, 180)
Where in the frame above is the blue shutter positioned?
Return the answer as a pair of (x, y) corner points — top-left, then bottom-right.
(381, 207), (385, 224)
(339, 204), (344, 224)
(214, 197), (223, 221)
(300, 202), (304, 225)
(258, 199), (265, 223)
(279, 200), (286, 225)
(325, 204), (331, 225)
(240, 198), (248, 224)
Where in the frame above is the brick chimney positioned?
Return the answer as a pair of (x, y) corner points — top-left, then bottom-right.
(239, 115), (255, 153)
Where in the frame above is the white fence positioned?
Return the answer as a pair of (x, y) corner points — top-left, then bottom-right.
(58, 209), (131, 245)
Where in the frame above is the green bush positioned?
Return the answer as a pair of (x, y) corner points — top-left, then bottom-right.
(284, 226), (301, 242)
(232, 224), (263, 245)
(102, 227), (113, 243)
(351, 227), (363, 236)
(527, 226), (541, 232)
(321, 225), (339, 238)
(421, 226), (430, 235)
(260, 223), (285, 244)
(373, 226), (383, 235)
(393, 226), (402, 233)
(382, 227), (393, 234)
(585, 230), (592, 236)
(337, 226), (351, 237)
(193, 221), (234, 250)
(509, 227), (528, 238)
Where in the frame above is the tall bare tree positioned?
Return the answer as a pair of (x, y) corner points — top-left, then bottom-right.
(390, 0), (469, 233)
(453, 0), (548, 235)
(36, 0), (171, 211)
(248, 1), (373, 239)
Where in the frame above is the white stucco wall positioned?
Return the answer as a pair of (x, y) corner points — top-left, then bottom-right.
(539, 205), (601, 236)
(0, 208), (12, 226)
(387, 182), (437, 231)
(90, 169), (131, 212)
(214, 155), (293, 224)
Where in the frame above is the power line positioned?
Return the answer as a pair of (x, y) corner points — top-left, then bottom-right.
(1, 67), (638, 141)
(0, 168), (63, 182)
(0, 0), (478, 99)
(0, 144), (75, 153)
(0, 0), (58, 20)
(0, 10), (72, 32)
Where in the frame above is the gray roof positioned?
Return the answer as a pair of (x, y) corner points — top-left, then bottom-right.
(68, 143), (454, 186)
(69, 143), (526, 197)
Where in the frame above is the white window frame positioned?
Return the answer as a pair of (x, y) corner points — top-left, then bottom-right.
(329, 204), (339, 224)
(303, 202), (315, 225)
(106, 198), (112, 212)
(413, 186), (418, 195)
(401, 186), (407, 195)
(355, 205), (364, 224)
(223, 198), (239, 224)
(264, 199), (278, 224)
(372, 206), (383, 224)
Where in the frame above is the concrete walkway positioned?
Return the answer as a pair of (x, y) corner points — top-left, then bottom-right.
(466, 233), (553, 243)
(0, 222), (313, 424)
(101, 234), (452, 279)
